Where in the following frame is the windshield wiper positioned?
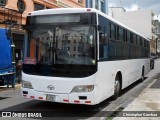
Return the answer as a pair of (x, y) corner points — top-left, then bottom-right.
(55, 49), (75, 76)
(37, 48), (51, 64)
(36, 48), (74, 76)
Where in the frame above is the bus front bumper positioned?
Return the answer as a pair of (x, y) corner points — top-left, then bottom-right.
(21, 87), (97, 105)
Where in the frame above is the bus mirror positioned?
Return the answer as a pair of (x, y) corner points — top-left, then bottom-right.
(6, 28), (12, 39)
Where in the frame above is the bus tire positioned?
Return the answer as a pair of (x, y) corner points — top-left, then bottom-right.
(112, 75), (121, 100)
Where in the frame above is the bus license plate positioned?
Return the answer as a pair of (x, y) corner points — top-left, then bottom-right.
(46, 95), (55, 101)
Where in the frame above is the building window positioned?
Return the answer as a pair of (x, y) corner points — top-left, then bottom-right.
(34, 3), (44, 11)
(46, 7), (51, 9)
(101, 0), (105, 12)
(0, 0), (6, 6)
(78, 0), (82, 4)
(17, 0), (25, 13)
(89, 0), (93, 8)
(65, 36), (68, 40)
(95, 0), (99, 9)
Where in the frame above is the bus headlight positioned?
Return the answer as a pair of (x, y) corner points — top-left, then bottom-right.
(21, 80), (33, 89)
(72, 85), (94, 92)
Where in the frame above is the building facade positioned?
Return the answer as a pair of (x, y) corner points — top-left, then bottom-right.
(3, 0), (85, 25)
(155, 20), (160, 55)
(85, 0), (108, 14)
(109, 7), (157, 53)
(0, 0), (85, 64)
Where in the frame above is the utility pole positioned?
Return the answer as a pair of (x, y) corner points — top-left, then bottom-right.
(156, 38), (158, 57)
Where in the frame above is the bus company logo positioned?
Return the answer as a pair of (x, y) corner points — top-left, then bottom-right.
(47, 85), (55, 90)
(2, 112), (11, 117)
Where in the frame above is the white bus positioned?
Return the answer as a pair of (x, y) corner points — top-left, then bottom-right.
(21, 8), (150, 105)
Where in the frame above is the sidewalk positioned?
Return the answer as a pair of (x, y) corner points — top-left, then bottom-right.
(113, 69), (160, 120)
(0, 84), (21, 92)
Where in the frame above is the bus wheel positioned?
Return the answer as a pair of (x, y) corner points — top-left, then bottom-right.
(112, 75), (121, 100)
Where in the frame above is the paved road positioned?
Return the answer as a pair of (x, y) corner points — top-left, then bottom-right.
(0, 59), (160, 120)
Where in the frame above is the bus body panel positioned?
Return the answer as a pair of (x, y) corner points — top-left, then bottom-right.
(21, 87), (98, 105)
(22, 72), (97, 94)
(21, 58), (150, 105)
(96, 58), (150, 103)
(21, 73), (99, 105)
(21, 87), (69, 102)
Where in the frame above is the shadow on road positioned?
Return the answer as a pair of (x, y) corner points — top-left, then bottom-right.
(0, 98), (111, 119)
(120, 77), (148, 97)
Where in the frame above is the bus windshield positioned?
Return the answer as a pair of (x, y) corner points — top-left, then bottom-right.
(23, 24), (97, 77)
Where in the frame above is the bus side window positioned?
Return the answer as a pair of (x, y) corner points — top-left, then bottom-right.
(98, 15), (109, 61)
(99, 28), (108, 60)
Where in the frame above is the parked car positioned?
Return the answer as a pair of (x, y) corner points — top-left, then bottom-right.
(150, 56), (155, 70)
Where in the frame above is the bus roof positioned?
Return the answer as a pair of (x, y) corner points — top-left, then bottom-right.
(28, 8), (149, 41)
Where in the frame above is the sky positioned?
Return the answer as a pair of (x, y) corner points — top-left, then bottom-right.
(108, 0), (160, 20)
